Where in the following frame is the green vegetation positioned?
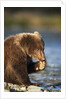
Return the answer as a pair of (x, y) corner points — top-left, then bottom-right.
(4, 8), (61, 31)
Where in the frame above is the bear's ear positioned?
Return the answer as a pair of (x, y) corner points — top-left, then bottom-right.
(34, 31), (41, 36)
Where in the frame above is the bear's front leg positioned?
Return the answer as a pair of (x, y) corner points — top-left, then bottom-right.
(13, 62), (32, 86)
(13, 63), (40, 86)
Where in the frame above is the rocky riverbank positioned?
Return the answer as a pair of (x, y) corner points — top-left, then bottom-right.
(4, 82), (61, 92)
(4, 82), (49, 92)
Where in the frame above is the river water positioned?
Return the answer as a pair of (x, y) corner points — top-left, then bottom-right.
(4, 27), (61, 92)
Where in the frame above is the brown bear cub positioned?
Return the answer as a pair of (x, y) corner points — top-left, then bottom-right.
(4, 32), (46, 86)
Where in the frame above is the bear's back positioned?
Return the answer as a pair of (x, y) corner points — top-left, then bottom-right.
(4, 36), (15, 47)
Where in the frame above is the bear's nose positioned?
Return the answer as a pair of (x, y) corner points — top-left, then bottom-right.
(42, 59), (46, 61)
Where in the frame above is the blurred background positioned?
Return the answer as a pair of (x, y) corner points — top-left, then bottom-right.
(4, 7), (61, 92)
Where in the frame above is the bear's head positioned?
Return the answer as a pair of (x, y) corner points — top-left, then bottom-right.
(20, 32), (46, 61)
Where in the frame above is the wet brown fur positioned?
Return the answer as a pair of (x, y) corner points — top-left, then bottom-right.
(4, 32), (46, 86)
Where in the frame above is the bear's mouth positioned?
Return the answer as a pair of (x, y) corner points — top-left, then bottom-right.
(38, 58), (46, 62)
